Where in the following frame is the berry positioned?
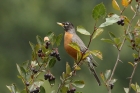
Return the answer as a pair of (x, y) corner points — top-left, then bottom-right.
(121, 22), (125, 26)
(134, 58), (138, 61)
(46, 41), (51, 46)
(38, 49), (42, 53)
(31, 68), (38, 74)
(38, 53), (42, 57)
(67, 90), (71, 93)
(49, 76), (55, 82)
(110, 84), (114, 90)
(50, 51), (56, 56)
(117, 21), (121, 25)
(26, 82), (30, 86)
(44, 74), (51, 80)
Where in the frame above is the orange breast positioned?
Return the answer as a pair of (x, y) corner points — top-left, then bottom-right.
(64, 32), (77, 60)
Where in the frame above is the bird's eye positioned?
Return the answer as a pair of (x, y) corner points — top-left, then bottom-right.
(65, 22), (69, 26)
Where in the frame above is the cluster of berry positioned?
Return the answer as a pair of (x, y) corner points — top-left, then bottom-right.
(50, 48), (61, 61)
(67, 87), (76, 93)
(44, 73), (55, 82)
(117, 18), (124, 26)
(37, 49), (44, 58)
(30, 87), (40, 93)
(45, 41), (51, 49)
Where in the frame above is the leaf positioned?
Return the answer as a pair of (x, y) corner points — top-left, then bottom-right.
(36, 35), (43, 46)
(66, 62), (71, 75)
(105, 70), (111, 80)
(114, 38), (121, 45)
(122, 0), (129, 7)
(124, 16), (130, 24)
(29, 80), (44, 91)
(49, 58), (56, 68)
(132, 53), (138, 59)
(62, 72), (66, 79)
(74, 63), (81, 70)
(131, 83), (136, 91)
(39, 86), (46, 93)
(60, 86), (68, 93)
(128, 62), (134, 67)
(112, 0), (120, 10)
(92, 3), (106, 20)
(124, 88), (129, 93)
(109, 32), (116, 40)
(90, 50), (103, 60)
(92, 28), (104, 39)
(51, 90), (55, 93)
(100, 72), (106, 83)
(20, 89), (26, 93)
(6, 84), (19, 93)
(22, 60), (29, 70)
(99, 14), (120, 27)
(136, 83), (140, 92)
(72, 80), (85, 88)
(29, 41), (35, 52)
(16, 64), (26, 78)
(77, 26), (90, 35)
(101, 38), (114, 44)
(110, 79), (117, 84)
(46, 31), (54, 40)
(68, 42), (80, 52)
(56, 34), (63, 46)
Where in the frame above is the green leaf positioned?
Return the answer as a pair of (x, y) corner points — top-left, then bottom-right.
(29, 80), (44, 91)
(101, 38), (114, 44)
(100, 72), (106, 83)
(110, 79), (117, 84)
(114, 38), (121, 45)
(92, 28), (104, 39)
(74, 63), (81, 70)
(77, 26), (90, 35)
(68, 42), (80, 52)
(6, 84), (19, 93)
(39, 86), (46, 93)
(131, 83), (136, 91)
(49, 58), (56, 68)
(56, 34), (63, 46)
(29, 41), (35, 52)
(22, 60), (29, 70)
(135, 37), (140, 45)
(136, 83), (140, 92)
(16, 64), (26, 78)
(128, 62), (134, 67)
(66, 62), (71, 75)
(92, 3), (106, 20)
(124, 88), (129, 93)
(51, 90), (55, 93)
(62, 72), (66, 79)
(132, 53), (138, 59)
(72, 80), (85, 88)
(99, 14), (120, 27)
(109, 32), (116, 40)
(36, 35), (43, 46)
(46, 31), (54, 40)
(105, 70), (111, 80)
(90, 50), (103, 60)
(60, 86), (68, 93)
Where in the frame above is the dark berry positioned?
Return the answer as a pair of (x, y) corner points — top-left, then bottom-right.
(33, 69), (38, 74)
(117, 21), (121, 25)
(49, 76), (55, 82)
(38, 49), (42, 53)
(50, 51), (56, 56)
(134, 58), (138, 61)
(110, 84), (114, 90)
(71, 87), (76, 91)
(121, 22), (125, 26)
(46, 41), (51, 45)
(44, 74), (51, 80)
(26, 82), (30, 86)
(38, 53), (42, 57)
(132, 43), (135, 47)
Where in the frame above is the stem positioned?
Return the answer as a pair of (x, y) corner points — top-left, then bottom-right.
(128, 62), (138, 93)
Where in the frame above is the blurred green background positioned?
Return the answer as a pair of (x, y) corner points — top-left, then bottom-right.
(0, 0), (139, 93)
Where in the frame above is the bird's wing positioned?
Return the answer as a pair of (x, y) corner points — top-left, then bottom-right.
(71, 34), (87, 52)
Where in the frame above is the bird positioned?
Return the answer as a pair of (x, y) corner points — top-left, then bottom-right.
(57, 22), (101, 86)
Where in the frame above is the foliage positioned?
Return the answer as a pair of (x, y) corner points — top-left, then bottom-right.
(6, 1), (140, 93)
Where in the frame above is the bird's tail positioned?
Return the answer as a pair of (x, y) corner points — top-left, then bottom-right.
(86, 56), (101, 86)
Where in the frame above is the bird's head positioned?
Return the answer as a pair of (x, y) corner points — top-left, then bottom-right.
(57, 22), (75, 33)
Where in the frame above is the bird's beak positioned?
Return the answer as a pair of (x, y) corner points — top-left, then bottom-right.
(57, 22), (64, 27)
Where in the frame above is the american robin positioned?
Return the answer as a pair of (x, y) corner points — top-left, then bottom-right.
(57, 22), (101, 86)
